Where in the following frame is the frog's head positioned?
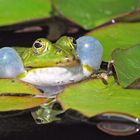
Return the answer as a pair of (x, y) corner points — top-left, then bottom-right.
(55, 36), (76, 54)
(22, 37), (79, 68)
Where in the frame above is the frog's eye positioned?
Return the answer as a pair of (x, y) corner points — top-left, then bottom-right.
(34, 43), (42, 48)
(32, 38), (49, 55)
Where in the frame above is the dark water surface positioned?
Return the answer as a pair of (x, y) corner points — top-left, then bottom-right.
(0, 112), (140, 140)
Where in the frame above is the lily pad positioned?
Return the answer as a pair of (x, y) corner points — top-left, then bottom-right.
(0, 96), (48, 112)
(0, 79), (41, 95)
(51, 0), (139, 29)
(0, 0), (51, 26)
(87, 22), (140, 61)
(57, 77), (140, 118)
(112, 45), (140, 88)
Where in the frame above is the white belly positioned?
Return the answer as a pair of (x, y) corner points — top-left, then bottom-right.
(19, 64), (91, 86)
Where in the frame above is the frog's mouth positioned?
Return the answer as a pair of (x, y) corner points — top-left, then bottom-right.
(23, 57), (80, 70)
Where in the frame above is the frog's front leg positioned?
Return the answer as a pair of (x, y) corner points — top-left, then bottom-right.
(91, 60), (115, 85)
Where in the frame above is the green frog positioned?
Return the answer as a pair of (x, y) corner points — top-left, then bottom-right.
(15, 36), (93, 86)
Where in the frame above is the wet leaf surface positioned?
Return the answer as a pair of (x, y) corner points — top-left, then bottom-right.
(51, 0), (140, 29)
(0, 96), (48, 112)
(0, 0), (51, 26)
(57, 77), (140, 118)
(87, 22), (140, 61)
(112, 45), (140, 88)
(0, 79), (41, 95)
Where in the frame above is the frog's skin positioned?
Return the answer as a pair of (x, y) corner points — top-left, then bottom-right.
(15, 36), (79, 68)
(15, 36), (93, 86)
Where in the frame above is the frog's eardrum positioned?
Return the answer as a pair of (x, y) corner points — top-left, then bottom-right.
(0, 47), (25, 78)
(76, 36), (103, 70)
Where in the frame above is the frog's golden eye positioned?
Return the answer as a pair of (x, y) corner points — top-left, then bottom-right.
(32, 38), (49, 55)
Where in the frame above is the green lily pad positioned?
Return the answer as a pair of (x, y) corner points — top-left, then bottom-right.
(57, 77), (140, 118)
(87, 22), (140, 61)
(112, 45), (140, 88)
(0, 79), (49, 112)
(0, 79), (41, 95)
(0, 0), (51, 26)
(51, 0), (139, 29)
(0, 96), (48, 112)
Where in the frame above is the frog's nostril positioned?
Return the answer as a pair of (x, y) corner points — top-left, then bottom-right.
(34, 43), (42, 48)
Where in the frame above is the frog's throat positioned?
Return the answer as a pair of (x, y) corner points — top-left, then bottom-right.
(18, 64), (94, 86)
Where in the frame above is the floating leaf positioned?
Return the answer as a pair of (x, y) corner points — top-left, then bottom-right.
(0, 96), (48, 112)
(0, 79), (41, 95)
(57, 77), (140, 118)
(112, 45), (140, 88)
(51, 0), (139, 29)
(0, 0), (51, 26)
(87, 23), (140, 61)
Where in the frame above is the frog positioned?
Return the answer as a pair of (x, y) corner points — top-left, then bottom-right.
(0, 36), (103, 123)
(15, 36), (94, 86)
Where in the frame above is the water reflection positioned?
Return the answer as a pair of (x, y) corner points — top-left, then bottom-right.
(97, 121), (140, 136)
(89, 112), (140, 136)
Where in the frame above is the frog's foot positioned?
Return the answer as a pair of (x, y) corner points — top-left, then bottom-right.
(107, 60), (114, 75)
(91, 72), (108, 85)
(99, 72), (109, 85)
(91, 60), (114, 85)
(32, 100), (61, 124)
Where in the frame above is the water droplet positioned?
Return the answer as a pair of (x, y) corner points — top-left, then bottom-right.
(111, 19), (116, 24)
